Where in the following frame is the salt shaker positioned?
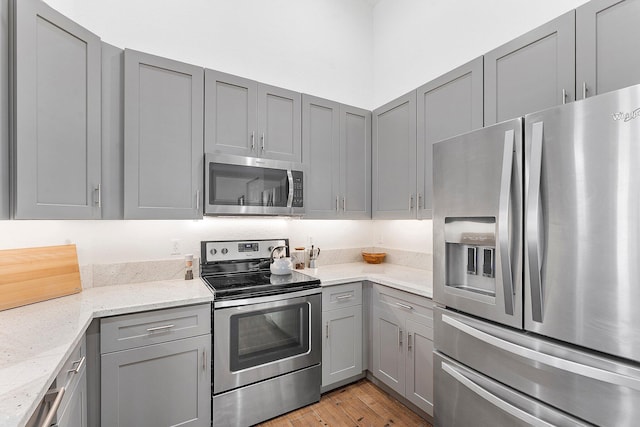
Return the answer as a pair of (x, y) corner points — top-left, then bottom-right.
(184, 254), (194, 280)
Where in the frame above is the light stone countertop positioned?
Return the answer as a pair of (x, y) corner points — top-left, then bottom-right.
(0, 262), (431, 427)
(304, 262), (433, 299)
(0, 279), (214, 427)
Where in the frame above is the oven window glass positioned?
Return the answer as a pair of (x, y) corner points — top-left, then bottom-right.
(209, 162), (289, 207)
(230, 302), (309, 371)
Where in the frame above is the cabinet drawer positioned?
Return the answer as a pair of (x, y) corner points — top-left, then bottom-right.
(56, 337), (86, 416)
(101, 303), (211, 353)
(373, 284), (433, 325)
(322, 282), (362, 310)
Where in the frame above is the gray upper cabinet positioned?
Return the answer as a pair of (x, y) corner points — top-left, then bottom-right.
(124, 49), (204, 219)
(416, 57), (483, 220)
(340, 104), (371, 219)
(205, 71), (302, 162)
(302, 95), (340, 218)
(258, 83), (302, 162)
(372, 91), (417, 219)
(484, 11), (575, 125)
(204, 70), (258, 157)
(303, 96), (371, 219)
(576, 0), (640, 100)
(1, 0), (8, 219)
(101, 42), (124, 220)
(12, 0), (102, 219)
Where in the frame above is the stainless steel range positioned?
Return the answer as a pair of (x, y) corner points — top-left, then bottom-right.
(200, 239), (322, 427)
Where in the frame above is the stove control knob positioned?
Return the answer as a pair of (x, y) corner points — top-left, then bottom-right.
(209, 248), (217, 256)
(221, 248), (229, 255)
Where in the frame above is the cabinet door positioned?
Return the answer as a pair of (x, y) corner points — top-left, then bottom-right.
(302, 95), (340, 218)
(417, 57), (483, 220)
(204, 69), (258, 156)
(101, 334), (211, 427)
(340, 104), (371, 219)
(372, 91), (417, 219)
(372, 308), (405, 395)
(405, 318), (434, 416)
(257, 83), (302, 162)
(576, 0), (640, 100)
(57, 368), (87, 427)
(322, 306), (363, 387)
(0, 0), (8, 219)
(484, 11), (575, 125)
(124, 49), (204, 219)
(12, 0), (101, 219)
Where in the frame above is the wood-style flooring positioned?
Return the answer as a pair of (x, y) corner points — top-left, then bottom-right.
(257, 379), (432, 427)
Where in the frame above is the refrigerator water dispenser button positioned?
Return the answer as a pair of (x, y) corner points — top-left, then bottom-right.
(467, 247), (477, 275)
(483, 248), (495, 278)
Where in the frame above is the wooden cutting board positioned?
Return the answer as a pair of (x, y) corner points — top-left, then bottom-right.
(0, 244), (82, 311)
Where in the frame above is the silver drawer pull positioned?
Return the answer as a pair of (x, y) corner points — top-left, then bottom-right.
(396, 302), (413, 310)
(40, 387), (66, 427)
(336, 294), (353, 300)
(68, 356), (86, 374)
(146, 324), (175, 333)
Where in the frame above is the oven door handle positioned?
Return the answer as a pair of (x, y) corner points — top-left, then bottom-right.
(287, 170), (294, 208)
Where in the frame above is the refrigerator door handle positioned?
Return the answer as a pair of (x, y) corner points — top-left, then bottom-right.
(441, 361), (555, 427)
(528, 121), (545, 322)
(498, 129), (515, 315)
(442, 314), (640, 392)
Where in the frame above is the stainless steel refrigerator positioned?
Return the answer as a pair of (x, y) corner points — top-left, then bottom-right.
(433, 84), (640, 426)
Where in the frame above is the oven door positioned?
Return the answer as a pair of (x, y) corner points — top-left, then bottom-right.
(205, 153), (304, 216)
(213, 291), (321, 394)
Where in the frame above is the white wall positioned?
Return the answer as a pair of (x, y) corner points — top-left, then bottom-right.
(44, 0), (374, 109)
(372, 0), (591, 107)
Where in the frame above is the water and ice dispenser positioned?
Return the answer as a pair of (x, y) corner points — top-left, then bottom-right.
(445, 217), (496, 297)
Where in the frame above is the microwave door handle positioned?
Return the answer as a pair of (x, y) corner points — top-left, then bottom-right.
(498, 129), (516, 315)
(528, 121), (545, 322)
(287, 170), (294, 208)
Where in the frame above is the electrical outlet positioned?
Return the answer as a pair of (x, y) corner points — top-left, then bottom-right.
(170, 239), (181, 255)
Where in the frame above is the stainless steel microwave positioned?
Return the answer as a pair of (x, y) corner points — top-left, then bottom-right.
(204, 153), (305, 216)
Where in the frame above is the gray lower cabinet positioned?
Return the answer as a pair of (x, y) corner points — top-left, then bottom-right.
(372, 91), (417, 219)
(100, 304), (211, 427)
(303, 96), (371, 219)
(576, 0), (640, 100)
(124, 49), (204, 219)
(416, 56), (483, 220)
(371, 285), (434, 416)
(11, 0), (102, 219)
(0, 0), (8, 219)
(484, 10), (575, 125)
(205, 70), (302, 162)
(321, 283), (364, 390)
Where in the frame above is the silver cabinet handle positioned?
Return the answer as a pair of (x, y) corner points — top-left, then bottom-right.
(562, 89), (567, 104)
(68, 356), (86, 374)
(498, 129), (516, 315)
(342, 197), (346, 212)
(441, 361), (554, 427)
(336, 196), (339, 212)
(326, 322), (329, 339)
(250, 131), (255, 150)
(336, 294), (353, 300)
(582, 82), (588, 99)
(409, 194), (414, 210)
(398, 329), (403, 347)
(40, 387), (66, 427)
(408, 333), (413, 351)
(396, 302), (413, 310)
(261, 133), (265, 152)
(528, 121), (545, 322)
(202, 349), (206, 371)
(94, 184), (102, 208)
(196, 190), (200, 211)
(146, 324), (175, 333)
(442, 314), (640, 392)
(417, 193), (422, 210)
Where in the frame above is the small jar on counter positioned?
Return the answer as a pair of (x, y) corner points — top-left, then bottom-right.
(292, 247), (306, 269)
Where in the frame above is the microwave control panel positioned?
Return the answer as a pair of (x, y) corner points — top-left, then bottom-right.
(292, 171), (304, 207)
